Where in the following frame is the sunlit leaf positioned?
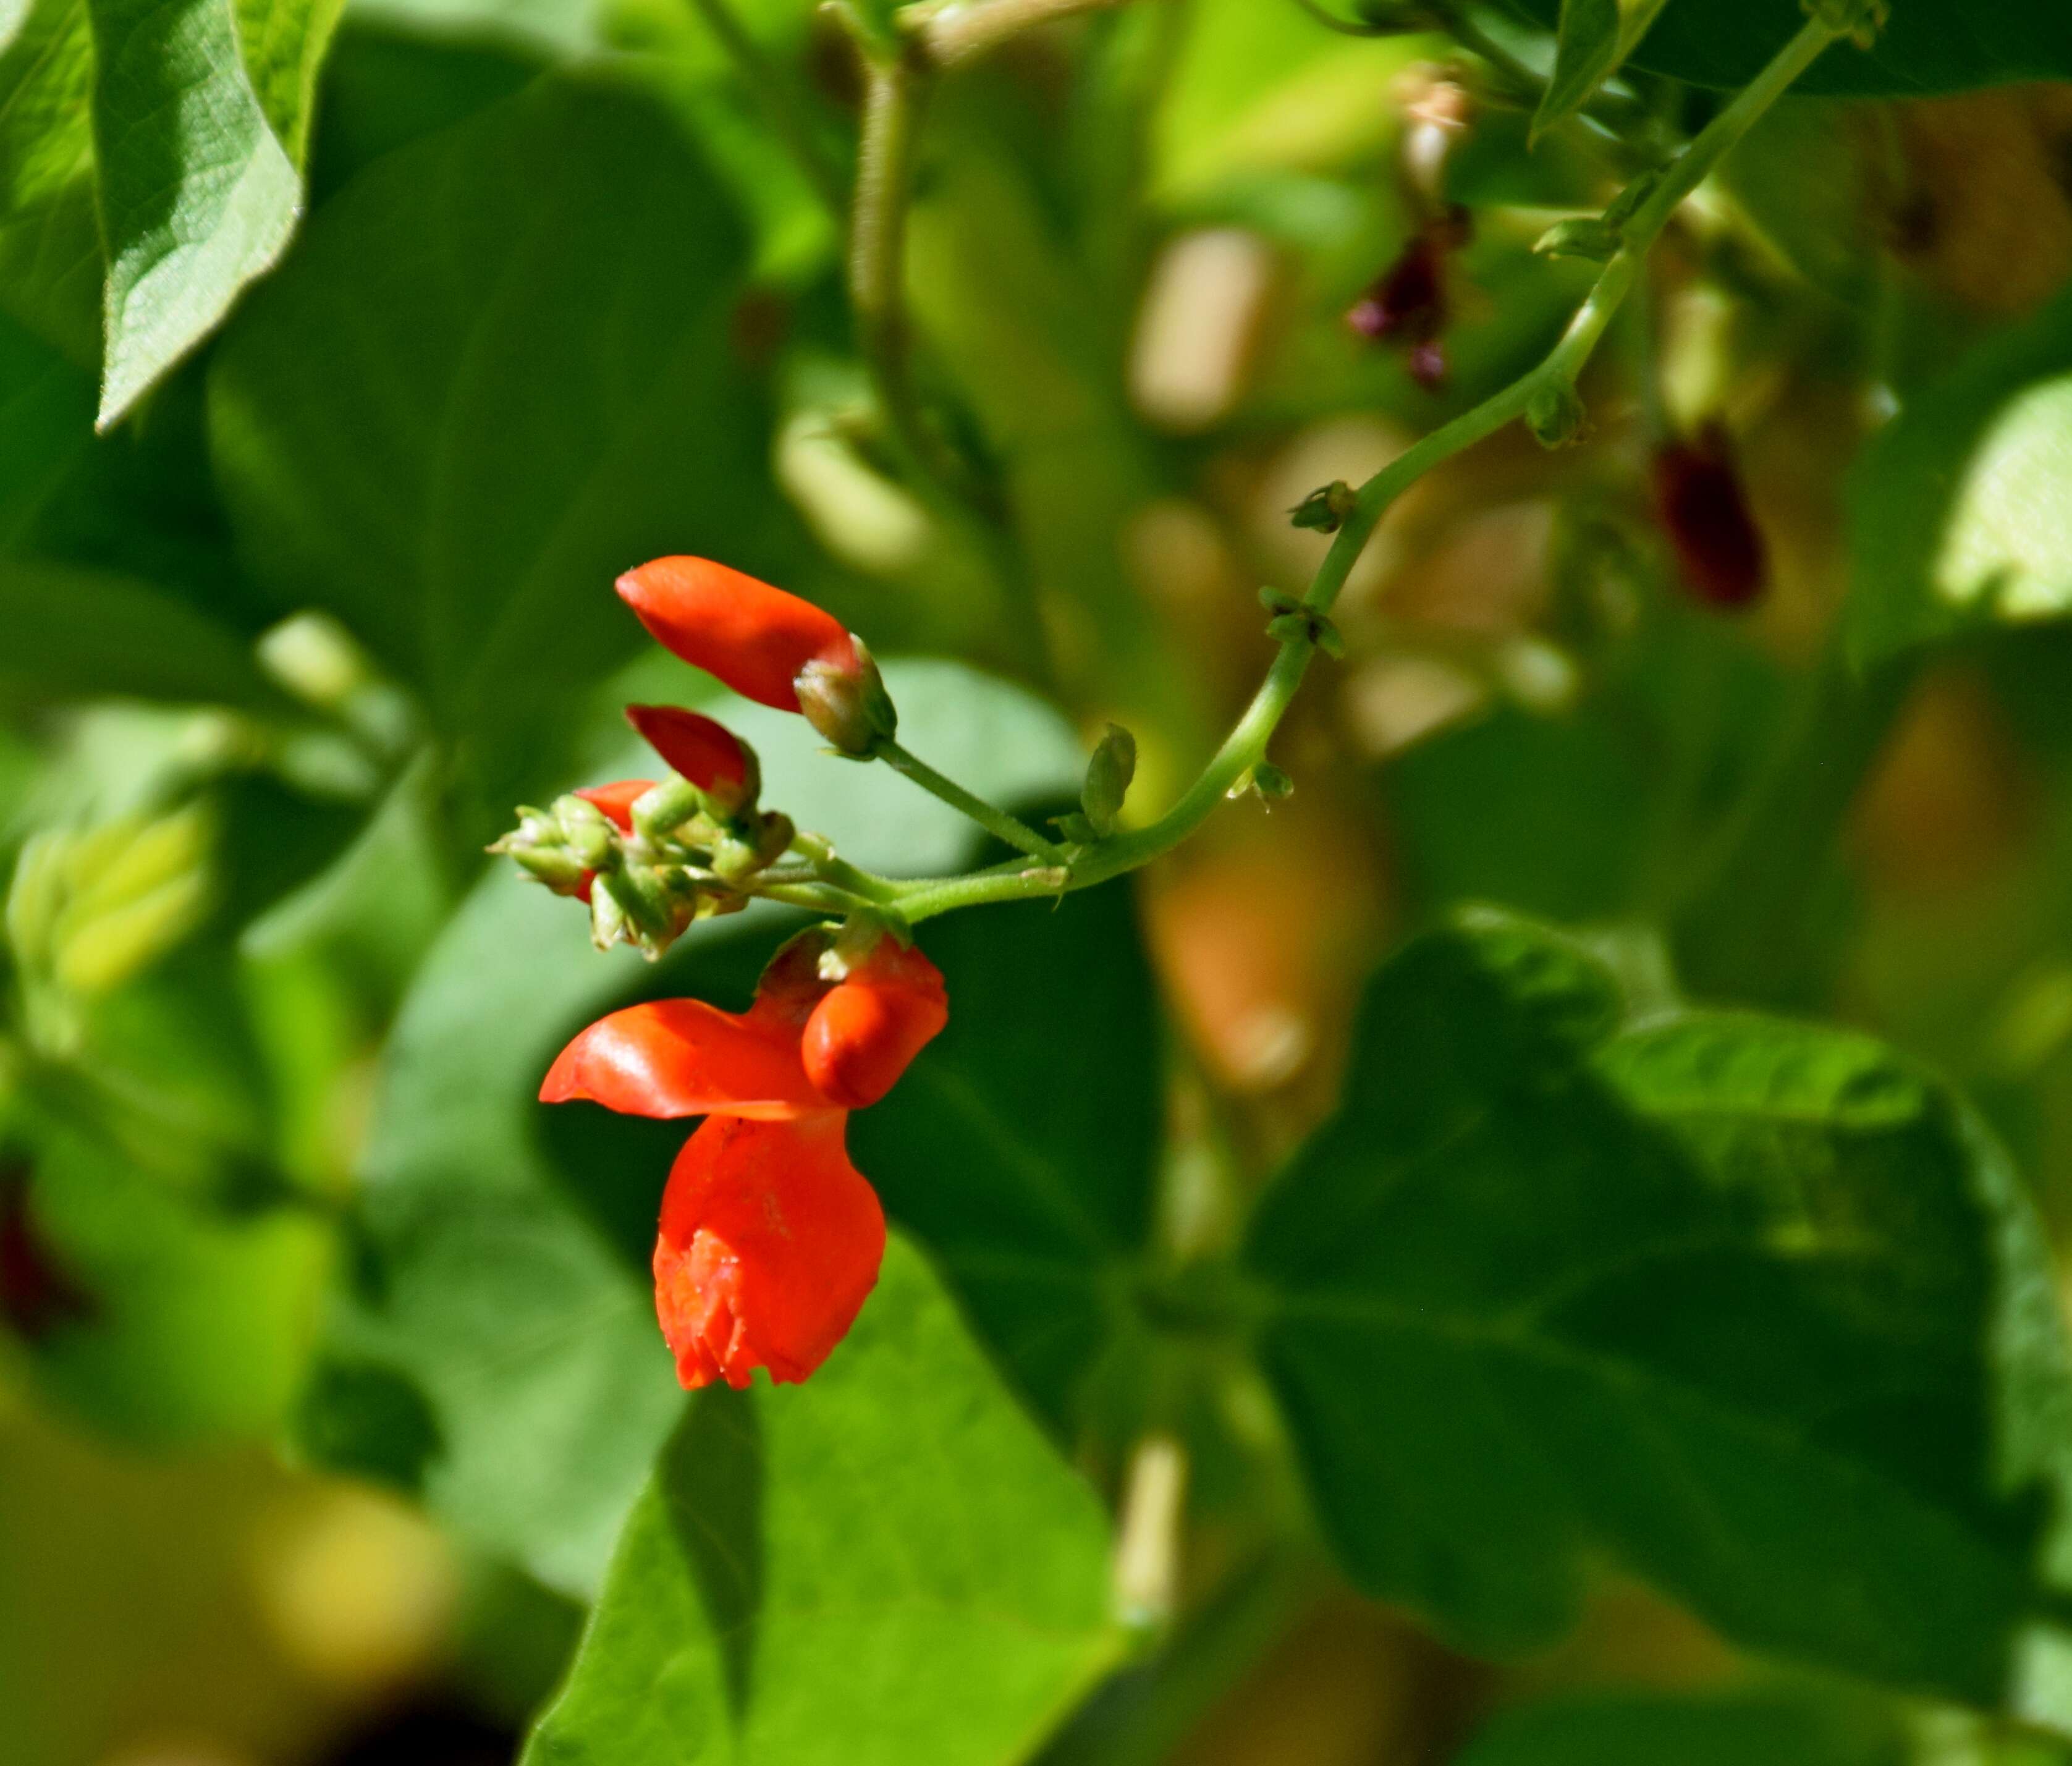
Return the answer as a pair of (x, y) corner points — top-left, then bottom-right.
(523, 1236), (1119, 1766)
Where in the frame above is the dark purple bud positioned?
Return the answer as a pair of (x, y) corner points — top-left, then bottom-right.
(1651, 425), (1767, 610)
(0, 1163), (95, 1342)
(1346, 207), (1471, 390)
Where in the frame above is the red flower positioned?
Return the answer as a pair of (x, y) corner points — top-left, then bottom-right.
(617, 557), (860, 716)
(541, 934), (947, 1388)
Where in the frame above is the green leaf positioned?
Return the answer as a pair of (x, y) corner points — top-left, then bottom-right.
(1502, 0), (2072, 95)
(850, 882), (1160, 1430)
(1454, 1688), (1909, 1766)
(236, 0), (349, 165)
(334, 661), (1084, 1596)
(1847, 287), (2072, 670)
(85, 0), (303, 427)
(208, 75), (773, 821)
(1531, 0), (1665, 146)
(0, 0), (101, 365)
(1246, 908), (2072, 1720)
(0, 312), (95, 543)
(523, 1235), (1119, 1766)
(0, 559), (271, 706)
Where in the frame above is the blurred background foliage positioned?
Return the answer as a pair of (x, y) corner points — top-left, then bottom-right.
(11, 0), (2072, 1762)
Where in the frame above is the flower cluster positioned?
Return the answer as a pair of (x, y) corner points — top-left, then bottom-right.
(497, 557), (944, 1388)
(543, 926), (945, 1388)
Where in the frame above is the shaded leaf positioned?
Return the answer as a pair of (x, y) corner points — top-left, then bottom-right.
(1531, 0), (1665, 146)
(1247, 909), (2072, 1720)
(1455, 1688), (1908, 1766)
(209, 75), (774, 823)
(0, 0), (100, 364)
(852, 881), (1161, 1430)
(523, 1236), (1119, 1766)
(1502, 0), (2072, 96)
(0, 559), (270, 707)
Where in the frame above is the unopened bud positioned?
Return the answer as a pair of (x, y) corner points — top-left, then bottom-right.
(1526, 382), (1586, 449)
(1289, 481), (1359, 534)
(1253, 763), (1294, 801)
(1080, 724), (1136, 837)
(797, 636), (897, 756)
(552, 796), (617, 870)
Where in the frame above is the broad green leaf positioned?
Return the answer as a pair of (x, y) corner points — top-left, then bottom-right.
(523, 1236), (1120, 1766)
(0, 559), (270, 706)
(1530, 0), (1666, 146)
(0, 0), (100, 365)
(1247, 909), (2072, 1720)
(0, 313), (94, 543)
(1502, 0), (2072, 95)
(331, 661), (1083, 1595)
(850, 881), (1160, 1430)
(236, 0), (350, 164)
(208, 75), (773, 823)
(1455, 1689), (1908, 1766)
(1846, 287), (2072, 669)
(85, 0), (302, 427)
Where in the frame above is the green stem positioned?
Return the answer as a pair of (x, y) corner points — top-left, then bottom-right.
(886, 6), (1846, 927)
(852, 54), (979, 510)
(876, 739), (1067, 861)
(789, 832), (903, 903)
(681, 0), (847, 221)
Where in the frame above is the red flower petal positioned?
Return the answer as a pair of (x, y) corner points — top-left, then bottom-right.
(625, 705), (751, 795)
(574, 779), (654, 832)
(801, 939), (949, 1109)
(616, 557), (859, 714)
(653, 1112), (884, 1388)
(541, 999), (824, 1120)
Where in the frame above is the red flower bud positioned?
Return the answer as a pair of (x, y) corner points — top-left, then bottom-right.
(653, 1112), (884, 1388)
(625, 704), (758, 814)
(617, 557), (860, 715)
(1651, 425), (1767, 610)
(801, 940), (949, 1109)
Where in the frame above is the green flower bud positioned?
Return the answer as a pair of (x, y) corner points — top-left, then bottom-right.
(552, 795), (617, 870)
(1526, 382), (1587, 450)
(1080, 724), (1136, 837)
(1288, 481), (1359, 534)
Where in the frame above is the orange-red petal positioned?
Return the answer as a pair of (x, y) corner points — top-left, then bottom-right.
(801, 939), (949, 1109)
(652, 1112), (884, 1388)
(615, 557), (858, 714)
(625, 705), (752, 795)
(540, 999), (824, 1120)
(574, 779), (654, 832)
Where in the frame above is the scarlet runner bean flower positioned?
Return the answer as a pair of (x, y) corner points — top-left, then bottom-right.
(541, 933), (948, 1388)
(615, 557), (896, 754)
